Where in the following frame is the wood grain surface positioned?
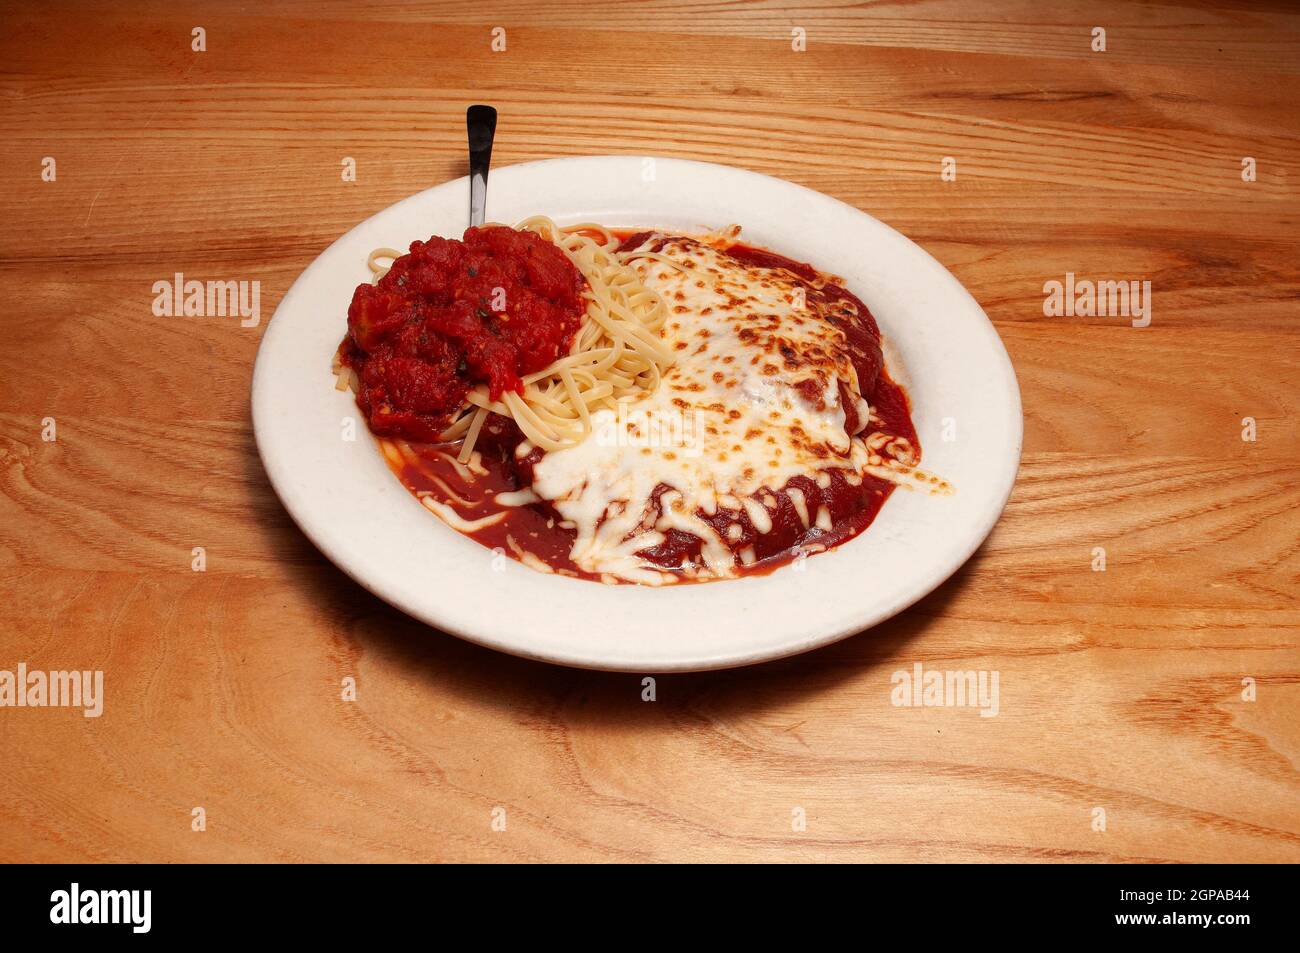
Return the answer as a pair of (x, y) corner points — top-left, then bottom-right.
(1, 0), (1297, 863)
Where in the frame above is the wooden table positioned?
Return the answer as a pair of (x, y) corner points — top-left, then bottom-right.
(2, 0), (1297, 863)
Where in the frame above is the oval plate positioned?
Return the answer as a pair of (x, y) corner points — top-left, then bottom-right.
(252, 157), (1021, 672)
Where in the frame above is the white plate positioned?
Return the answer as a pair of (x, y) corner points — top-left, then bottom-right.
(252, 156), (1021, 672)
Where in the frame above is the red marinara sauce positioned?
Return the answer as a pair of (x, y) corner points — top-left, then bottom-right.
(370, 232), (924, 584)
(338, 226), (586, 442)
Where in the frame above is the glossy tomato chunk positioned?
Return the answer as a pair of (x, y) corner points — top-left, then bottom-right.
(339, 226), (586, 440)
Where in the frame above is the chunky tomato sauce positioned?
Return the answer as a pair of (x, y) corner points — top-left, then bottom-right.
(339, 226), (585, 442)
(368, 232), (926, 583)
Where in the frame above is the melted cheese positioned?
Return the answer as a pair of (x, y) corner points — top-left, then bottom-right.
(528, 235), (897, 584)
(421, 496), (507, 533)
